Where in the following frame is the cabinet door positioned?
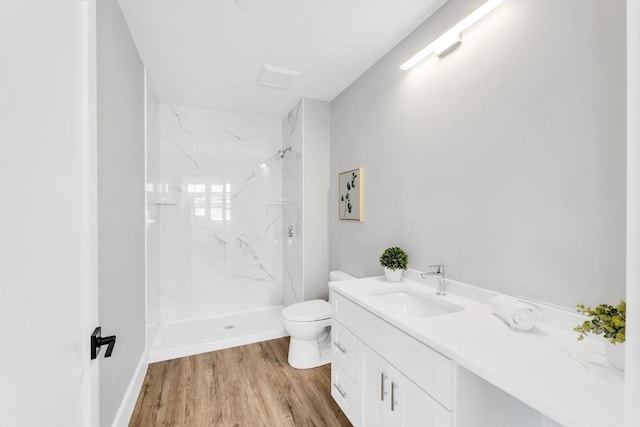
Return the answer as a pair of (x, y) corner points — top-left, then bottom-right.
(359, 341), (453, 427)
(358, 341), (392, 427)
(396, 374), (452, 427)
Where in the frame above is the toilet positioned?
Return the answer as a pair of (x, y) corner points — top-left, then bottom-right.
(282, 270), (356, 369)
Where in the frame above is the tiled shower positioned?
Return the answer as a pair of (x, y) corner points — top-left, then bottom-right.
(146, 86), (305, 361)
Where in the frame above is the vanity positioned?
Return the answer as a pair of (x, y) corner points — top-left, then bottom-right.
(329, 274), (624, 427)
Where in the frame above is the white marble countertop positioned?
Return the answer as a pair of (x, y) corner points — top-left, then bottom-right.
(329, 275), (624, 427)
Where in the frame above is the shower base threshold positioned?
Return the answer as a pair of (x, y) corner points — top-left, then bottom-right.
(148, 305), (287, 363)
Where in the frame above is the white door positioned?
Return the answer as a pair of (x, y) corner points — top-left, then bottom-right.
(0, 1), (100, 426)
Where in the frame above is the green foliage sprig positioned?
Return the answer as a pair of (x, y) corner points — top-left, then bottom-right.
(379, 247), (408, 271)
(574, 301), (626, 344)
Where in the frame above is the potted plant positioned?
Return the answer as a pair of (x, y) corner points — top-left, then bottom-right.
(574, 300), (626, 370)
(379, 247), (408, 282)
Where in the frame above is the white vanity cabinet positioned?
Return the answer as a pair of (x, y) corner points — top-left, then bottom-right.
(330, 277), (626, 427)
(331, 290), (454, 427)
(359, 341), (451, 427)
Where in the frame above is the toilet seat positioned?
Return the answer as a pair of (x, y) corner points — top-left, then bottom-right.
(282, 299), (331, 322)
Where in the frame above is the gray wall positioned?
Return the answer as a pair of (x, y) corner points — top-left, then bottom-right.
(330, 0), (626, 309)
(302, 99), (331, 301)
(97, 1), (146, 425)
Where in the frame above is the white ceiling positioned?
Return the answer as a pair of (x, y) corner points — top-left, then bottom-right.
(118, 0), (446, 118)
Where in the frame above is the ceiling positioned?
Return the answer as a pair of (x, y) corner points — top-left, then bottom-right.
(118, 0), (446, 119)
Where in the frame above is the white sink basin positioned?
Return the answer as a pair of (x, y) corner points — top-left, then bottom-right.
(369, 288), (463, 318)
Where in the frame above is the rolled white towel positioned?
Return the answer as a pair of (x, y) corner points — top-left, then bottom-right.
(490, 294), (540, 331)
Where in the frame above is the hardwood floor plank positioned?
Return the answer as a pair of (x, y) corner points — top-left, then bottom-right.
(129, 337), (351, 427)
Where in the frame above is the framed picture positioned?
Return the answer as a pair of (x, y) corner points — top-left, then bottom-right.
(338, 168), (363, 221)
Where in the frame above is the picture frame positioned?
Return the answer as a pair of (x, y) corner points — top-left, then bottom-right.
(338, 168), (363, 221)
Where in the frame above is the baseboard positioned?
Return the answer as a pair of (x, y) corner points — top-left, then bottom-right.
(111, 349), (149, 427)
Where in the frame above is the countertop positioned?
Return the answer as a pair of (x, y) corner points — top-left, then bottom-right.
(329, 275), (624, 427)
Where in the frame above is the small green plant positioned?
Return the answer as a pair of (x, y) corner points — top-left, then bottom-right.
(574, 300), (626, 344)
(379, 247), (408, 271)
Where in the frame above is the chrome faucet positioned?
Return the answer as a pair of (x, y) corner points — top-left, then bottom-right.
(420, 265), (446, 296)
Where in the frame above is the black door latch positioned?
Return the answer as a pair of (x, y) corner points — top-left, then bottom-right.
(91, 327), (116, 360)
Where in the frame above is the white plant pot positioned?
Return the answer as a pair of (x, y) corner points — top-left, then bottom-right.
(606, 342), (625, 371)
(384, 267), (403, 282)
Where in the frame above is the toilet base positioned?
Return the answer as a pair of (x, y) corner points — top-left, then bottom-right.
(288, 333), (331, 369)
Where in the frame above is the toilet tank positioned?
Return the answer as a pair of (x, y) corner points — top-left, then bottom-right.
(329, 270), (356, 282)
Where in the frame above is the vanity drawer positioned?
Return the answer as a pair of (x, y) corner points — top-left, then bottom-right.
(331, 319), (357, 376)
(332, 291), (456, 411)
(331, 361), (357, 424)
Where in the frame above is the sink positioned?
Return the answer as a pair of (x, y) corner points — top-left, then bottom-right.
(369, 288), (463, 318)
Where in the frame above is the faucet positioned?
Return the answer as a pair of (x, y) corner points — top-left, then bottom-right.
(420, 265), (446, 296)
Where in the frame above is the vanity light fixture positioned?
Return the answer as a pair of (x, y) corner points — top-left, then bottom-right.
(400, 0), (503, 71)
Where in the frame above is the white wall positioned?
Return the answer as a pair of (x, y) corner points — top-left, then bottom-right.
(302, 99), (331, 301)
(625, 1), (640, 425)
(96, 1), (146, 425)
(330, 0), (626, 309)
(0, 2), (94, 426)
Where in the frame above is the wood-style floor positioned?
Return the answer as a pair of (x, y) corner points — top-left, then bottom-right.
(129, 337), (352, 427)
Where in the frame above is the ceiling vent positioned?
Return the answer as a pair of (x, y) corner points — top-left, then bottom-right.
(234, 0), (253, 9)
(257, 65), (301, 90)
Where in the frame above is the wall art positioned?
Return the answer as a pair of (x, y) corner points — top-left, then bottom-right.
(338, 168), (363, 221)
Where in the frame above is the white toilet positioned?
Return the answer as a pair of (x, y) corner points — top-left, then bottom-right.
(282, 270), (356, 369)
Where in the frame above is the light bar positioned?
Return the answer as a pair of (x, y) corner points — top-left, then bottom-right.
(400, 0), (503, 71)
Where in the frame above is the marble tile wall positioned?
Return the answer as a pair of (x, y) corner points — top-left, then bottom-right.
(282, 100), (304, 306)
(146, 80), (160, 332)
(149, 104), (284, 323)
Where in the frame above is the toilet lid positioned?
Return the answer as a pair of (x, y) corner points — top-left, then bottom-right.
(282, 299), (331, 322)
